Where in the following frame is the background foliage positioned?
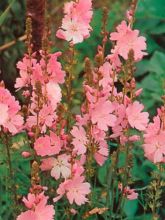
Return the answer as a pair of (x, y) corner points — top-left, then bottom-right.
(0, 0), (165, 219)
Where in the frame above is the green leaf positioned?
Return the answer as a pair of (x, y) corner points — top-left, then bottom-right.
(135, 60), (150, 77)
(97, 159), (110, 186)
(0, 0), (16, 26)
(148, 51), (165, 75)
(124, 199), (138, 217)
(150, 23), (165, 35)
(117, 152), (126, 168)
(136, 0), (165, 19)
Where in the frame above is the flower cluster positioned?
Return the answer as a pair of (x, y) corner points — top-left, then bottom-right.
(56, 0), (93, 44)
(17, 191), (55, 220)
(143, 108), (165, 163)
(0, 85), (23, 134)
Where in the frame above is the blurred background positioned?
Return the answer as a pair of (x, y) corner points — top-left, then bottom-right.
(0, 0), (165, 219)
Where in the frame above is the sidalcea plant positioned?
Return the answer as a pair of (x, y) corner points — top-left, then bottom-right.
(1, 0), (164, 219)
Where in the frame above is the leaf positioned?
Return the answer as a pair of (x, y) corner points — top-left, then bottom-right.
(97, 159), (110, 186)
(148, 51), (165, 75)
(0, 0), (16, 26)
(135, 60), (150, 77)
(117, 152), (126, 168)
(136, 0), (165, 19)
(124, 199), (138, 217)
(150, 23), (165, 35)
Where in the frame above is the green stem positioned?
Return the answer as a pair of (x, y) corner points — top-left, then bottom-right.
(115, 143), (130, 217)
(106, 145), (120, 219)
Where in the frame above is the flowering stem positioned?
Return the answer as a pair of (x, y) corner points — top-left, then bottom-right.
(115, 143), (130, 217)
(106, 145), (120, 217)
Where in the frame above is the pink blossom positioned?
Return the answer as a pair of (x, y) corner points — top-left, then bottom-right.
(71, 126), (88, 155)
(0, 87), (23, 134)
(124, 187), (138, 200)
(41, 154), (71, 180)
(34, 133), (62, 157)
(107, 49), (122, 70)
(22, 151), (31, 158)
(119, 184), (138, 200)
(110, 21), (147, 61)
(99, 62), (114, 88)
(17, 192), (55, 220)
(90, 98), (116, 131)
(144, 116), (160, 138)
(91, 126), (109, 165)
(46, 81), (62, 110)
(34, 136), (51, 156)
(40, 157), (55, 171)
(126, 101), (149, 131)
(143, 132), (165, 163)
(143, 116), (165, 163)
(26, 104), (56, 133)
(0, 103), (9, 125)
(50, 154), (71, 180)
(57, 17), (91, 44)
(111, 103), (127, 138)
(64, 0), (92, 23)
(40, 52), (65, 84)
(94, 142), (109, 166)
(15, 56), (36, 89)
(54, 175), (91, 205)
(72, 161), (85, 177)
(56, 0), (93, 44)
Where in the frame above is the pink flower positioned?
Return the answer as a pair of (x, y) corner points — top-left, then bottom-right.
(26, 104), (56, 133)
(94, 141), (109, 166)
(119, 184), (138, 200)
(15, 56), (36, 89)
(22, 151), (31, 158)
(64, 0), (93, 23)
(34, 136), (52, 157)
(90, 98), (116, 131)
(40, 52), (65, 84)
(50, 154), (71, 180)
(91, 126), (109, 165)
(54, 175), (91, 205)
(71, 126), (88, 155)
(46, 81), (62, 110)
(144, 116), (160, 138)
(17, 192), (55, 220)
(41, 154), (71, 180)
(126, 101), (149, 131)
(143, 115), (165, 163)
(57, 17), (91, 44)
(40, 157), (55, 171)
(0, 87), (23, 134)
(111, 103), (128, 138)
(143, 132), (165, 163)
(107, 50), (122, 70)
(56, 0), (93, 44)
(0, 103), (9, 125)
(124, 187), (138, 200)
(110, 21), (147, 61)
(99, 62), (114, 88)
(34, 133), (62, 157)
